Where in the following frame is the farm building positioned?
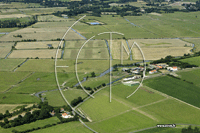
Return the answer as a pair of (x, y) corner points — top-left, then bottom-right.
(167, 66), (178, 71)
(61, 113), (74, 119)
(149, 70), (157, 74)
(122, 81), (140, 86)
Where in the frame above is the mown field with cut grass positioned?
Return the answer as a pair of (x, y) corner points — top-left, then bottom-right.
(8, 49), (62, 59)
(0, 42), (14, 58)
(144, 75), (200, 107)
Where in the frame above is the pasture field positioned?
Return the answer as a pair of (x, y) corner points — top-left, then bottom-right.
(180, 56), (200, 66)
(0, 117), (60, 133)
(0, 93), (40, 104)
(0, 71), (30, 92)
(16, 59), (140, 73)
(138, 127), (182, 133)
(0, 27), (84, 41)
(140, 98), (200, 125)
(132, 47), (191, 60)
(8, 49), (62, 59)
(78, 89), (131, 122)
(0, 42), (14, 58)
(0, 59), (25, 71)
(9, 72), (73, 93)
(45, 89), (89, 107)
(177, 69), (200, 87)
(144, 75), (200, 107)
(0, 28), (19, 32)
(15, 41), (63, 49)
(183, 38), (200, 52)
(38, 15), (67, 22)
(65, 40), (107, 49)
(63, 48), (109, 59)
(107, 39), (130, 60)
(31, 121), (91, 133)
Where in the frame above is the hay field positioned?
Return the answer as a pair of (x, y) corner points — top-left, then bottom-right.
(128, 39), (192, 48)
(65, 40), (107, 49)
(0, 27), (84, 41)
(8, 49), (61, 59)
(38, 15), (67, 22)
(108, 39), (130, 60)
(64, 48), (109, 59)
(183, 38), (200, 52)
(0, 104), (26, 113)
(15, 41), (63, 49)
(132, 47), (192, 60)
(0, 14), (30, 19)
(0, 42), (14, 58)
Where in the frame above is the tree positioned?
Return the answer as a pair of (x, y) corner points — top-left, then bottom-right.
(3, 118), (9, 124)
(91, 72), (96, 77)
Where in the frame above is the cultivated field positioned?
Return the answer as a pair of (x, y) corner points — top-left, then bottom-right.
(0, 42), (14, 58)
(144, 75), (200, 107)
(15, 41), (63, 49)
(0, 27), (84, 41)
(8, 49), (62, 59)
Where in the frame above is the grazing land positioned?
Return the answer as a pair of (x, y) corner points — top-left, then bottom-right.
(8, 49), (62, 59)
(0, 14), (30, 19)
(183, 38), (200, 52)
(180, 56), (200, 66)
(0, 59), (25, 71)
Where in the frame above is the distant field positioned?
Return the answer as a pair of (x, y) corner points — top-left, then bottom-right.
(8, 49), (61, 59)
(144, 75), (200, 107)
(45, 89), (89, 107)
(65, 40), (107, 49)
(108, 39), (130, 60)
(0, 59), (25, 71)
(0, 27), (84, 41)
(16, 59), (140, 73)
(15, 41), (63, 49)
(0, 2), (43, 9)
(0, 71), (30, 92)
(180, 56), (200, 66)
(0, 42), (14, 58)
(0, 93), (40, 104)
(64, 48), (109, 59)
(132, 47), (192, 60)
(0, 28), (19, 32)
(38, 15), (67, 22)
(183, 38), (200, 52)
(138, 127), (182, 133)
(0, 14), (30, 19)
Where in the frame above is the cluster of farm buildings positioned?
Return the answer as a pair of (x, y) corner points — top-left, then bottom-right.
(50, 108), (73, 119)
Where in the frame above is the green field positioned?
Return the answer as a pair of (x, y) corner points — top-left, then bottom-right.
(137, 127), (182, 133)
(0, 59), (25, 71)
(45, 89), (89, 107)
(181, 56), (200, 66)
(183, 38), (200, 52)
(0, 42), (14, 58)
(0, 71), (30, 92)
(144, 75), (200, 107)
(0, 117), (60, 133)
(0, 92), (39, 104)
